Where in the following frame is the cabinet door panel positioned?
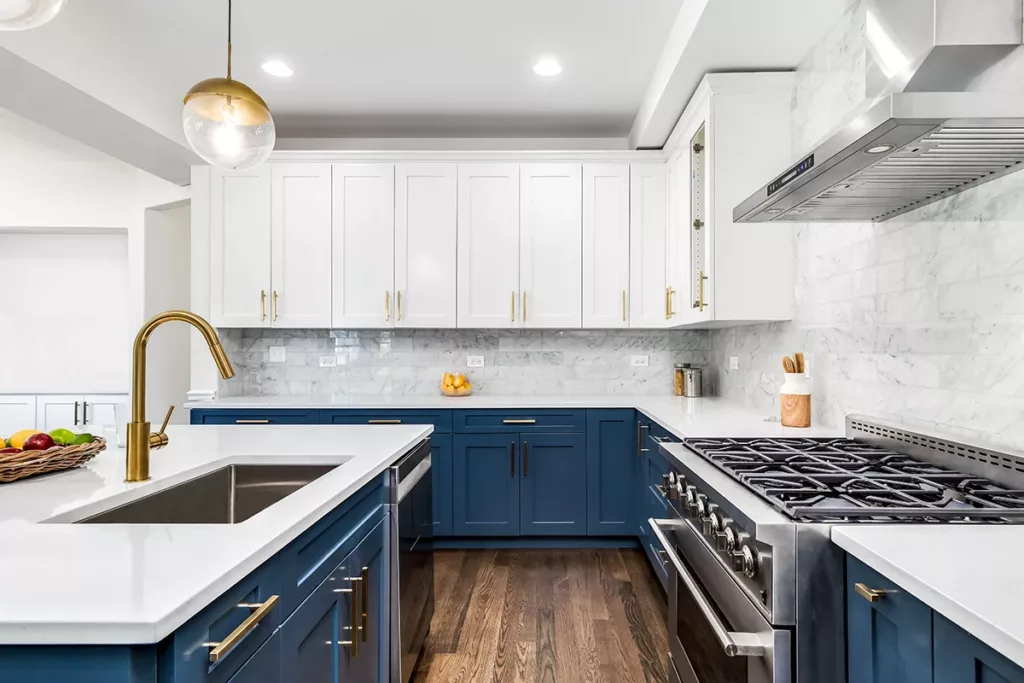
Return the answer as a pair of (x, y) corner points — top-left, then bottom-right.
(352, 517), (388, 683)
(934, 613), (1024, 683)
(211, 167), (272, 327)
(430, 434), (454, 536)
(583, 164), (630, 328)
(847, 556), (932, 683)
(629, 163), (668, 328)
(332, 164), (395, 328)
(519, 164), (582, 328)
(81, 394), (128, 431)
(453, 434), (519, 536)
(227, 631), (280, 683)
(0, 395), (37, 434)
(35, 395), (81, 432)
(457, 164), (520, 328)
(586, 410), (636, 536)
(395, 164), (457, 328)
(520, 433), (587, 535)
(272, 163), (333, 328)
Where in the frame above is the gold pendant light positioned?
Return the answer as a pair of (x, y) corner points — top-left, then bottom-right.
(0, 0), (67, 30)
(182, 0), (275, 170)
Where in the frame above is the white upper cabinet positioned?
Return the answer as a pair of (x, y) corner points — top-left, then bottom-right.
(332, 164), (395, 328)
(457, 164), (520, 328)
(519, 164), (582, 329)
(395, 164), (457, 328)
(666, 74), (796, 326)
(210, 167), (272, 327)
(583, 164), (630, 328)
(271, 164), (333, 328)
(35, 395), (81, 433)
(629, 163), (669, 328)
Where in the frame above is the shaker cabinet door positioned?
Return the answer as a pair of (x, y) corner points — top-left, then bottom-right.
(332, 163), (395, 328)
(210, 167), (272, 328)
(586, 409), (636, 536)
(934, 613), (1024, 683)
(518, 433), (587, 535)
(453, 434), (520, 535)
(583, 164), (630, 328)
(395, 163), (458, 328)
(271, 163), (333, 328)
(456, 164), (520, 328)
(628, 163), (669, 328)
(519, 163), (582, 328)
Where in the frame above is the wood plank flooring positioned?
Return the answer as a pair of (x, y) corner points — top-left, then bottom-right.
(412, 549), (669, 683)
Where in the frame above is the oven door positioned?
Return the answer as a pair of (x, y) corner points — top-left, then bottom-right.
(649, 518), (791, 683)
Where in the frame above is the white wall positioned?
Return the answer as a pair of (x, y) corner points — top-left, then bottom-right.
(143, 204), (191, 424)
(0, 232), (132, 393)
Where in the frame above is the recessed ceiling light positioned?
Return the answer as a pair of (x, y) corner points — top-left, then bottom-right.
(261, 60), (293, 78)
(533, 58), (562, 77)
(865, 144), (894, 154)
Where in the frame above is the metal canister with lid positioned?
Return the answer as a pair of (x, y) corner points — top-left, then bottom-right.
(674, 363), (703, 397)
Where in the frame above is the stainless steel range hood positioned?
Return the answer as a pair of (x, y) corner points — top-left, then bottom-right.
(734, 0), (1024, 223)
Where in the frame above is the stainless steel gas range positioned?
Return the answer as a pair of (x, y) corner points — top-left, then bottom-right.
(649, 415), (1024, 683)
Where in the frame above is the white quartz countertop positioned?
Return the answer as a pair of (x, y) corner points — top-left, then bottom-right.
(0, 424), (430, 645)
(833, 526), (1024, 669)
(185, 395), (842, 439)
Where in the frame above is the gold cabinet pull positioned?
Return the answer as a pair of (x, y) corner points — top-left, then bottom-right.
(854, 583), (887, 603)
(337, 576), (362, 657)
(503, 419), (536, 424)
(511, 291), (516, 322)
(207, 595), (279, 663)
(235, 419), (270, 424)
(522, 291), (527, 322)
(397, 290), (403, 322)
(360, 566), (369, 640)
(260, 290), (266, 321)
(368, 419), (401, 424)
(622, 290), (627, 322)
(665, 287), (676, 319)
(272, 290), (279, 322)
(696, 271), (708, 312)
(385, 291), (391, 322)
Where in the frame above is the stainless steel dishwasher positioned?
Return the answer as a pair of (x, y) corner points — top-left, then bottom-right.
(389, 440), (434, 683)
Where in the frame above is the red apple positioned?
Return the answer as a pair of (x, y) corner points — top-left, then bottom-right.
(0, 447), (22, 454)
(22, 433), (55, 451)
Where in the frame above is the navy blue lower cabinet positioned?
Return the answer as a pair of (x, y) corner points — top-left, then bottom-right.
(453, 434), (520, 536)
(519, 433), (587, 535)
(352, 518), (388, 683)
(934, 614), (1024, 683)
(429, 434), (453, 536)
(227, 630), (280, 683)
(847, 556), (933, 683)
(189, 409), (319, 425)
(586, 410), (636, 536)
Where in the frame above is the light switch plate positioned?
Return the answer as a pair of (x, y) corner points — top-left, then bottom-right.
(630, 355), (650, 367)
(319, 355), (338, 368)
(467, 356), (485, 368)
(269, 346), (286, 363)
(729, 356), (739, 370)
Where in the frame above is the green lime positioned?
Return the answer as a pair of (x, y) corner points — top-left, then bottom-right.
(71, 433), (94, 445)
(49, 428), (76, 446)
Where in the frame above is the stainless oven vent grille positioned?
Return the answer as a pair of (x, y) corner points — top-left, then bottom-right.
(847, 415), (1024, 490)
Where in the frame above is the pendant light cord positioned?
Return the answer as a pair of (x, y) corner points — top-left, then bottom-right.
(226, 0), (233, 80)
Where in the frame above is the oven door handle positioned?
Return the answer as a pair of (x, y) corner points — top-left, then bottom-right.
(649, 518), (766, 658)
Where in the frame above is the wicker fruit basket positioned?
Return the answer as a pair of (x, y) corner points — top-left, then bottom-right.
(0, 438), (107, 484)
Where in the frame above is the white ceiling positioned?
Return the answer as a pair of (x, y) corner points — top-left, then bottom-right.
(0, 0), (684, 142)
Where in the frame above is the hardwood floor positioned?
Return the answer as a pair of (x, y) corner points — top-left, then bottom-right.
(412, 549), (670, 683)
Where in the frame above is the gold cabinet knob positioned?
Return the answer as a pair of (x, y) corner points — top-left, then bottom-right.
(854, 583), (887, 603)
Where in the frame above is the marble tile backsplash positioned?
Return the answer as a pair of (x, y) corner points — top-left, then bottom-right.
(710, 0), (1024, 448)
(219, 329), (711, 397)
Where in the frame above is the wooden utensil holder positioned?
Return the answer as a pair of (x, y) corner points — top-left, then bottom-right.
(780, 373), (811, 428)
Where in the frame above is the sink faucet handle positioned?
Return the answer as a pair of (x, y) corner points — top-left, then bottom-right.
(148, 405), (174, 450)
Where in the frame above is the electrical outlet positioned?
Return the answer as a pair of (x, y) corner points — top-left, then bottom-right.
(729, 356), (739, 370)
(318, 355), (338, 368)
(269, 346), (286, 363)
(630, 355), (650, 367)
(467, 356), (485, 368)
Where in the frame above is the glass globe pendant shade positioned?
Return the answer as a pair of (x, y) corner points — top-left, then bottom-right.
(183, 78), (275, 171)
(0, 0), (66, 30)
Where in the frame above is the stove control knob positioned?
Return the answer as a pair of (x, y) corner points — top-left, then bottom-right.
(674, 480), (686, 498)
(694, 495), (710, 520)
(741, 545), (759, 579)
(724, 526), (739, 552)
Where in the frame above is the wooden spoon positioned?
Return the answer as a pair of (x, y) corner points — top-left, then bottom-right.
(782, 356), (797, 373)
(795, 352), (805, 374)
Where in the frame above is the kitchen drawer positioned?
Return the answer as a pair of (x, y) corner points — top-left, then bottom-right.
(453, 409), (586, 434)
(318, 409), (452, 433)
(159, 558), (284, 683)
(190, 409), (319, 425)
(645, 441), (672, 490)
(278, 479), (386, 616)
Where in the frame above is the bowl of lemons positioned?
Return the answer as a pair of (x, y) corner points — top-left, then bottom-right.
(441, 372), (472, 397)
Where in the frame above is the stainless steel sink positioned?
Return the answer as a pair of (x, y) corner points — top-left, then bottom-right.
(77, 464), (341, 524)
